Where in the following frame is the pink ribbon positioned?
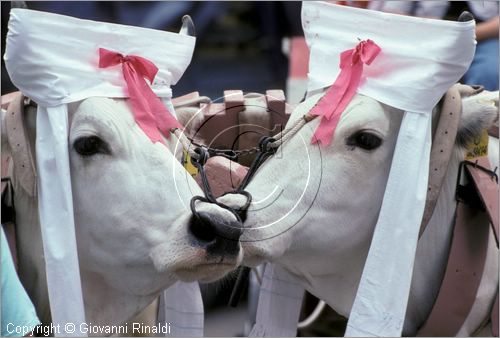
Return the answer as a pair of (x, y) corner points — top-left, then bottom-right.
(99, 48), (181, 143)
(309, 39), (381, 146)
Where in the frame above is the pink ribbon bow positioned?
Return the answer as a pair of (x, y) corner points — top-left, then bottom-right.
(309, 39), (381, 146)
(99, 48), (181, 143)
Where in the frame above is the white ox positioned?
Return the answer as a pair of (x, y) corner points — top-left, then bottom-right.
(1, 95), (243, 329)
(192, 89), (499, 335)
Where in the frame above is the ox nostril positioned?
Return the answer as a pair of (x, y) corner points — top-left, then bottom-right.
(189, 212), (217, 244)
(188, 210), (243, 256)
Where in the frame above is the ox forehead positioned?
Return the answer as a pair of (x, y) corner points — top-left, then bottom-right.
(69, 98), (170, 157)
(325, 97), (393, 138)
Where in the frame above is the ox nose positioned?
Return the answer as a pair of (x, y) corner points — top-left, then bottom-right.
(188, 211), (243, 256)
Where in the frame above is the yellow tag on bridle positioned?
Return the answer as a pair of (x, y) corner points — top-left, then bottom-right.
(465, 129), (489, 160)
(182, 149), (199, 177)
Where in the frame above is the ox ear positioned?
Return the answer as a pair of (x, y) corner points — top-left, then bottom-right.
(456, 90), (499, 148)
(179, 15), (196, 37)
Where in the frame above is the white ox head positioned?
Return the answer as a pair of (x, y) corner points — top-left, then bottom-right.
(2, 11), (245, 329)
(67, 96), (244, 284)
(1, 97), (243, 325)
(187, 89), (499, 331)
(186, 93), (405, 276)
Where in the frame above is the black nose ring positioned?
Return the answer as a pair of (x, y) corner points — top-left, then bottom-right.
(190, 195), (245, 225)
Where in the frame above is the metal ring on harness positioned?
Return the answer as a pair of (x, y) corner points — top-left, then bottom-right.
(190, 147), (209, 166)
(190, 147), (216, 203)
(259, 136), (277, 153)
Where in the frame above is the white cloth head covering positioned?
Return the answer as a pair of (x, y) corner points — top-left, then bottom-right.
(252, 2), (476, 337)
(5, 9), (194, 106)
(4, 8), (202, 337)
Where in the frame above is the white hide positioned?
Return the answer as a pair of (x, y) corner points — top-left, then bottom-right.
(214, 92), (499, 335)
(5, 97), (238, 330)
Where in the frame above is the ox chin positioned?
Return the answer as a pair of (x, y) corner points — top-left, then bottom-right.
(174, 261), (240, 283)
(174, 249), (243, 282)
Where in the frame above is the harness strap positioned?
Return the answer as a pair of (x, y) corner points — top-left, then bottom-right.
(492, 294), (499, 336)
(5, 93), (37, 197)
(1, 158), (18, 271)
(464, 157), (499, 336)
(418, 156), (498, 336)
(464, 159), (499, 245)
(419, 84), (468, 237)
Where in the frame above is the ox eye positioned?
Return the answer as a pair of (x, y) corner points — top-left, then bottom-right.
(73, 136), (110, 156)
(347, 131), (382, 151)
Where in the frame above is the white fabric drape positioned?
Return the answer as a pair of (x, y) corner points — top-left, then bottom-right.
(250, 264), (304, 337)
(36, 105), (86, 335)
(158, 282), (204, 337)
(345, 110), (432, 336)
